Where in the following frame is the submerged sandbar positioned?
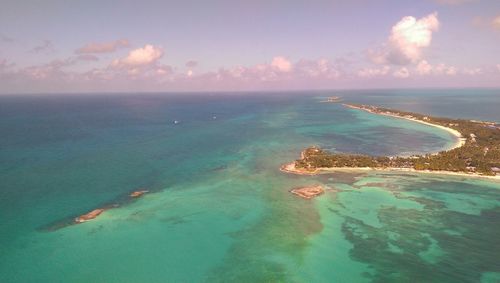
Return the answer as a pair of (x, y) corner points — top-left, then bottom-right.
(290, 185), (324, 199)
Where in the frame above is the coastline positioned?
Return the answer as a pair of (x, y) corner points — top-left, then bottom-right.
(280, 161), (500, 181)
(343, 103), (466, 154)
(280, 103), (499, 181)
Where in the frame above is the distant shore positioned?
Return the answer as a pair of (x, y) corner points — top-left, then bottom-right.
(320, 96), (343, 103)
(343, 103), (466, 154)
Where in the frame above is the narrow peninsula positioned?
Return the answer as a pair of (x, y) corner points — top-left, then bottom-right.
(282, 104), (500, 178)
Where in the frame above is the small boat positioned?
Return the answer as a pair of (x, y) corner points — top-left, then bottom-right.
(173, 120), (179, 124)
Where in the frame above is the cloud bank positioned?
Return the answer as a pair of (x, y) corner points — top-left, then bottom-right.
(1, 10), (498, 93)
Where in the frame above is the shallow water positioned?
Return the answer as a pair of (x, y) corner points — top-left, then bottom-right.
(0, 90), (499, 282)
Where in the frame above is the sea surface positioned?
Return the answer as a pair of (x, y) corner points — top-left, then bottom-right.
(0, 89), (499, 283)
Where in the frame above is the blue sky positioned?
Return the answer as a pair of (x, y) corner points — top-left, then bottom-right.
(0, 0), (499, 93)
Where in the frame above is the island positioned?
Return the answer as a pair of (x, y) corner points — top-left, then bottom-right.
(321, 96), (342, 103)
(290, 185), (324, 199)
(282, 104), (500, 178)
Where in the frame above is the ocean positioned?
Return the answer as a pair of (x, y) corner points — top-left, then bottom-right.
(0, 89), (499, 282)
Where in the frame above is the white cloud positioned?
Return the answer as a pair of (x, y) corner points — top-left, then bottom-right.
(357, 66), (390, 77)
(369, 12), (439, 65)
(416, 60), (457, 75)
(462, 67), (481, 75)
(445, 66), (457, 75)
(112, 44), (163, 68)
(175, 56), (342, 86)
(390, 13), (439, 63)
(393, 67), (410, 78)
(204, 56), (294, 82)
(271, 56), (292, 72)
(416, 60), (433, 75)
(295, 59), (340, 79)
(76, 39), (129, 54)
(435, 63), (456, 75)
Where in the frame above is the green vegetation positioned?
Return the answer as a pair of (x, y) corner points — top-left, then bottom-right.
(295, 105), (500, 176)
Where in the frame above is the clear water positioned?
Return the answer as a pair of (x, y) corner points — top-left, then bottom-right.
(0, 89), (499, 282)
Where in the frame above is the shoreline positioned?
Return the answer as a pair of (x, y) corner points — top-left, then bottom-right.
(343, 103), (466, 154)
(280, 103), (499, 181)
(280, 161), (500, 181)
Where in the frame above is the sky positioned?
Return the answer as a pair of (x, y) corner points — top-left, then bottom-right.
(0, 0), (499, 93)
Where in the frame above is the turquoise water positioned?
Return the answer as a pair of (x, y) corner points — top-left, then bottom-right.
(0, 90), (499, 282)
